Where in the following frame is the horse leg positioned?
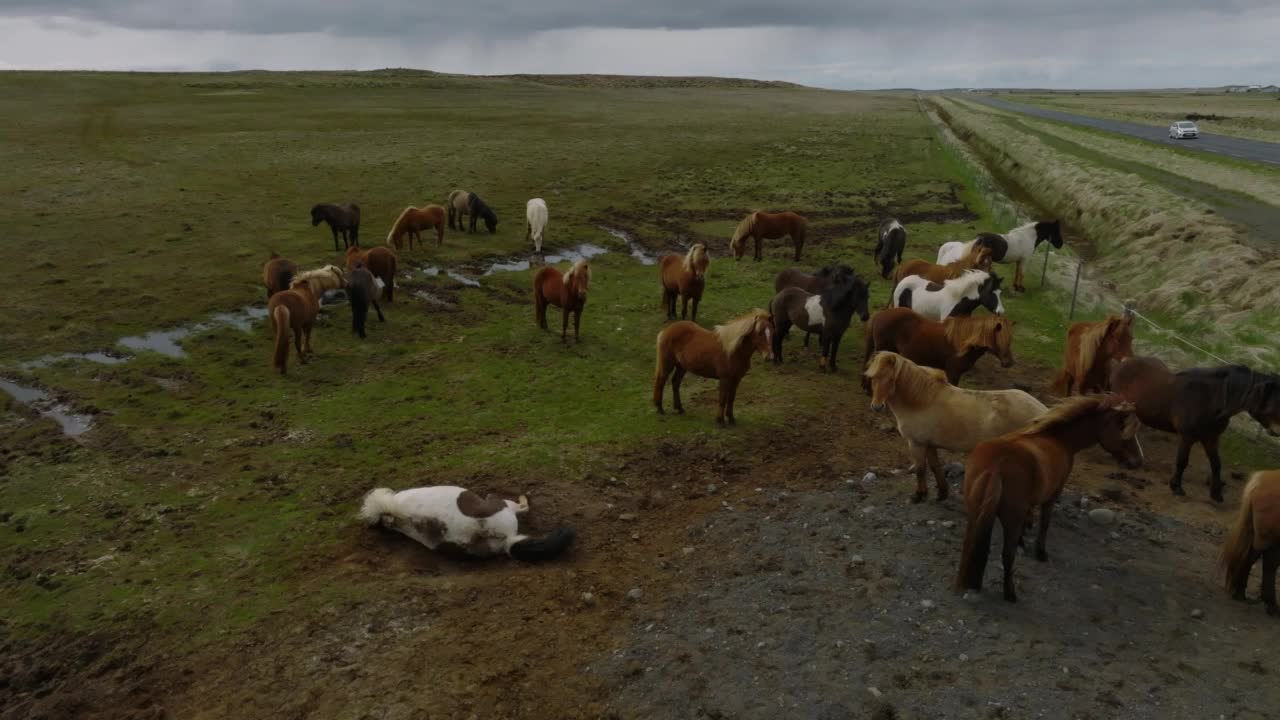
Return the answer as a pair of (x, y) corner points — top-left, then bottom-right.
(753, 234), (762, 262)
(1203, 434), (1225, 503)
(724, 376), (742, 426)
(332, 228), (340, 253)
(653, 360), (674, 414)
(1264, 548), (1279, 616)
(690, 297), (699, 323)
(572, 308), (582, 343)
(1231, 548), (1261, 601)
(828, 330), (843, 372)
(1034, 499), (1055, 562)
(437, 225), (444, 246)
(908, 442), (929, 504)
(293, 328), (306, 364)
(303, 323), (314, 355)
(1001, 513), (1023, 603)
(1170, 435), (1192, 496)
(560, 307), (570, 343)
(680, 296), (690, 320)
(665, 290), (676, 320)
(535, 296), (547, 330)
(803, 331), (811, 348)
(670, 365), (687, 415)
(925, 447), (947, 501)
(1014, 259), (1025, 292)
(372, 299), (385, 322)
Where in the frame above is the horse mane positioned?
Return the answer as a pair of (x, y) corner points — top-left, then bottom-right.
(943, 314), (999, 351)
(1014, 396), (1107, 436)
(295, 265), (341, 282)
(730, 212), (758, 250)
(563, 259), (591, 288)
(387, 206), (414, 243)
(950, 270), (989, 294)
(866, 352), (947, 407)
(1075, 316), (1123, 380)
(714, 309), (769, 354)
(683, 244), (710, 275)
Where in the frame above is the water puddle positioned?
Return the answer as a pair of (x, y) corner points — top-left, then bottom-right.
(599, 226), (658, 265)
(480, 243), (611, 276)
(20, 351), (129, 371)
(419, 266), (481, 287)
(0, 378), (93, 436)
(116, 306), (269, 358)
(413, 291), (452, 306)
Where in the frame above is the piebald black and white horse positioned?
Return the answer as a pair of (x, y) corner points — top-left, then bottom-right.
(937, 221), (1062, 292)
(893, 270), (1004, 321)
(768, 271), (870, 372)
(874, 219), (907, 279)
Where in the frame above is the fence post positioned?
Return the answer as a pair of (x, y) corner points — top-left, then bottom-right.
(1068, 261), (1083, 320)
(1040, 245), (1051, 287)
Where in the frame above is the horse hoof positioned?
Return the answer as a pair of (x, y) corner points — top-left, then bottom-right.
(1035, 550), (1048, 563)
(655, 407), (665, 415)
(910, 493), (925, 504)
(935, 492), (949, 503)
(727, 418), (736, 426)
(1171, 485), (1186, 497)
(1211, 488), (1225, 503)
(674, 408), (684, 415)
(1003, 592), (1018, 604)
(1231, 591), (1247, 602)
(1268, 604), (1279, 617)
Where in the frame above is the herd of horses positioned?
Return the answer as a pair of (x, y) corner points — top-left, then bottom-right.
(281, 197), (1280, 615)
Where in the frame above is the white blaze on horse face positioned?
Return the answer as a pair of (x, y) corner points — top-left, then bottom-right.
(804, 295), (824, 327)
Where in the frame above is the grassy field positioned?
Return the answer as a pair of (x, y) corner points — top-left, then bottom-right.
(1010, 90), (1280, 144)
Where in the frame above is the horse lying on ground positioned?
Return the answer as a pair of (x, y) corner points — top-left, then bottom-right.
(267, 277), (320, 375)
(768, 271), (870, 372)
(659, 244), (710, 322)
(347, 264), (385, 339)
(892, 270), (1004, 321)
(653, 309), (773, 425)
(346, 245), (397, 302)
(863, 308), (1015, 389)
(1221, 470), (1280, 616)
(534, 259), (592, 342)
(311, 202), (360, 251)
(360, 486), (575, 561)
(955, 395), (1143, 603)
(891, 245), (993, 287)
(1111, 356), (1280, 502)
(387, 205), (445, 250)
(262, 252), (298, 299)
(1052, 313), (1135, 396)
(526, 198), (548, 253)
(864, 351), (1047, 503)
(730, 211), (807, 262)
(938, 221), (1063, 292)
(874, 219), (907, 279)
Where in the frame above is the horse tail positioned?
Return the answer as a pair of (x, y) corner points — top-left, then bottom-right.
(349, 281), (370, 338)
(507, 527), (576, 562)
(955, 468), (1001, 593)
(271, 304), (291, 374)
(387, 206), (412, 245)
(1220, 475), (1259, 594)
(384, 254), (397, 302)
(359, 488), (400, 526)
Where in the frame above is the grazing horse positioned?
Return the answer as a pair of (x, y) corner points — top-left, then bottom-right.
(874, 219), (907, 279)
(652, 309), (773, 425)
(938, 221), (1063, 292)
(311, 202), (360, 251)
(768, 272), (870, 372)
(891, 245), (993, 286)
(347, 264), (385, 339)
(863, 308), (1015, 390)
(1221, 470), (1280, 616)
(1111, 356), (1280, 502)
(292, 265), (346, 301)
(469, 193), (498, 234)
(526, 198), (549, 253)
(346, 245), (397, 301)
(533, 259), (592, 342)
(267, 277), (320, 375)
(262, 252), (298, 299)
(892, 270), (1004, 321)
(1051, 313), (1135, 396)
(387, 205), (446, 250)
(956, 395), (1143, 603)
(360, 486), (575, 561)
(659, 243), (710, 322)
(864, 351), (1047, 503)
(447, 190), (472, 231)
(730, 211), (807, 262)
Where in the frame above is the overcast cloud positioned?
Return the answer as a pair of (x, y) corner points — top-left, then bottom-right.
(1, 1), (1278, 88)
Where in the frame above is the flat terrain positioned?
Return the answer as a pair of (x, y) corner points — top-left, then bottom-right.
(2, 72), (1278, 719)
(1008, 90), (1280, 145)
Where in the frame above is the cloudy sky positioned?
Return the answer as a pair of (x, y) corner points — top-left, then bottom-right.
(1, 1), (1278, 88)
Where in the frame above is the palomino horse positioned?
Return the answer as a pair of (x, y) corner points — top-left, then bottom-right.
(387, 205), (446, 250)
(1052, 313), (1135, 396)
(468, 193), (498, 234)
(730, 211), (807, 262)
(955, 395), (1143, 603)
(447, 190), (471, 230)
(267, 277), (320, 375)
(346, 245), (397, 301)
(768, 271), (870, 372)
(862, 308), (1015, 389)
(262, 252), (298, 299)
(891, 245), (993, 287)
(526, 198), (549, 253)
(653, 309), (773, 425)
(892, 270), (1004, 321)
(347, 264), (385, 339)
(874, 219), (907, 279)
(1111, 356), (1280, 502)
(534, 259), (592, 342)
(659, 243), (710, 322)
(360, 486), (576, 561)
(1222, 470), (1280, 616)
(311, 202), (361, 251)
(292, 265), (346, 301)
(938, 221), (1063, 292)
(864, 351), (1047, 503)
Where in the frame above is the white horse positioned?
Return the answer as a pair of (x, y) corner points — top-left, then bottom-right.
(526, 198), (549, 253)
(936, 221), (1063, 292)
(892, 270), (1004, 321)
(360, 485), (575, 561)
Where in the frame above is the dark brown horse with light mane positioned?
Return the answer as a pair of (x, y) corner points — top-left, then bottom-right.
(345, 245), (397, 302)
(862, 307), (1015, 389)
(659, 243), (710, 322)
(730, 211), (807, 262)
(387, 205), (446, 250)
(311, 202), (360, 251)
(1222, 470), (1280, 616)
(1051, 314), (1134, 396)
(653, 309), (773, 425)
(267, 277), (320, 375)
(262, 252), (298, 299)
(534, 259), (592, 342)
(955, 395), (1143, 603)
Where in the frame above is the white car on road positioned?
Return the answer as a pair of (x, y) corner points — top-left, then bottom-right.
(1169, 120), (1199, 139)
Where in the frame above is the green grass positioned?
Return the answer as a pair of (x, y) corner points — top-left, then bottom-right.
(1008, 90), (1280, 144)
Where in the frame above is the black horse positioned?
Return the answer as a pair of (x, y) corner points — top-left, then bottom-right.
(874, 219), (907, 279)
(468, 193), (498, 234)
(768, 271), (870, 372)
(775, 263), (858, 347)
(311, 202), (361, 251)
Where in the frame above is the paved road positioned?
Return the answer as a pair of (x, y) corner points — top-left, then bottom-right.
(960, 94), (1280, 167)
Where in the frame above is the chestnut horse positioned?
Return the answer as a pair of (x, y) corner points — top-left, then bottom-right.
(955, 395), (1143, 603)
(1051, 313), (1135, 396)
(653, 309), (773, 425)
(730, 211), (807, 262)
(864, 351), (1047, 503)
(862, 308), (1015, 389)
(891, 245), (993, 287)
(262, 252), (298, 299)
(1221, 470), (1280, 616)
(1111, 356), (1280, 502)
(311, 202), (360, 251)
(346, 245), (397, 301)
(659, 243), (710, 322)
(267, 277), (320, 375)
(534, 259), (592, 342)
(387, 205), (446, 250)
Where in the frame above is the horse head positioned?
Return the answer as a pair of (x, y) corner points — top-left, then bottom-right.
(971, 246), (995, 271)
(1103, 315), (1136, 363)
(752, 312), (775, 361)
(484, 214), (498, 234)
(827, 272), (870, 322)
(310, 205), (324, 226)
(1097, 395), (1144, 469)
(567, 261), (591, 299)
(1036, 220), (1064, 249)
(979, 273), (1005, 314)
(864, 351), (899, 412)
(1247, 376), (1280, 436)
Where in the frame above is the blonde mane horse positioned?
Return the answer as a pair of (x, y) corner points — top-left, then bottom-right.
(730, 211), (807, 262)
(864, 351), (1047, 503)
(659, 243), (710, 322)
(1052, 314), (1135, 396)
(293, 265), (346, 300)
(653, 308), (773, 425)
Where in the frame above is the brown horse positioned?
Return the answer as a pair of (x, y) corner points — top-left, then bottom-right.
(653, 309), (773, 425)
(1111, 356), (1280, 502)
(311, 202), (360, 251)
(262, 252), (298, 299)
(387, 205), (446, 250)
(955, 395), (1143, 603)
(659, 244), (710, 322)
(1051, 314), (1135, 396)
(862, 307), (1015, 389)
(730, 211), (807, 262)
(345, 245), (397, 301)
(1222, 470), (1280, 616)
(891, 245), (993, 287)
(267, 277), (320, 375)
(533, 259), (592, 342)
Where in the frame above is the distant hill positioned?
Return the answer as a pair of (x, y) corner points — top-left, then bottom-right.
(486, 73), (803, 89)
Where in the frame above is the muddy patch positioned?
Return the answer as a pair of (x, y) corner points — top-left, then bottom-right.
(0, 378), (94, 436)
